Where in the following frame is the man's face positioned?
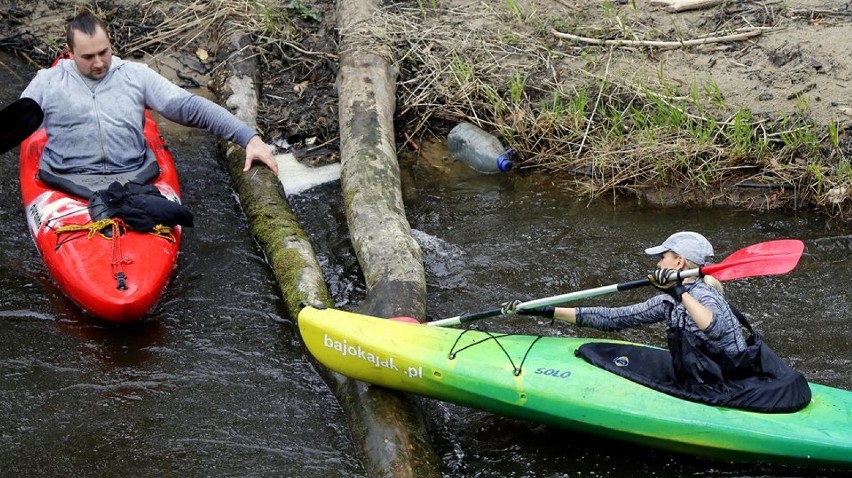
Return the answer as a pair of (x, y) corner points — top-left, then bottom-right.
(69, 26), (112, 80)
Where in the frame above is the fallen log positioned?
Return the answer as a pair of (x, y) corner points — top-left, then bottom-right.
(210, 3), (442, 477)
(211, 24), (331, 313)
(335, 0), (442, 476)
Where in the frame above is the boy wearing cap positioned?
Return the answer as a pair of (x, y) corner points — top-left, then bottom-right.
(520, 231), (746, 357)
(517, 231), (811, 413)
(515, 231), (811, 411)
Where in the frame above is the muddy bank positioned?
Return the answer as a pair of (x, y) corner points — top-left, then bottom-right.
(3, 1), (850, 219)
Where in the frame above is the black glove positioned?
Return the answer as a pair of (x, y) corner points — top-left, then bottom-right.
(501, 299), (556, 318)
(649, 268), (687, 301)
(516, 306), (556, 318)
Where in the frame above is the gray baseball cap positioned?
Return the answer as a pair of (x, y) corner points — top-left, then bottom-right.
(644, 231), (714, 265)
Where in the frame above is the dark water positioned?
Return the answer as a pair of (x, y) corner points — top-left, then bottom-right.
(3, 50), (851, 478)
(293, 147), (852, 478)
(0, 53), (363, 477)
(397, 150), (852, 478)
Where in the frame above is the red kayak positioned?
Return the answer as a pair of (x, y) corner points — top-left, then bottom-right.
(19, 112), (182, 324)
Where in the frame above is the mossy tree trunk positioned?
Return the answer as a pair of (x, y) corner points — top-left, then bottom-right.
(210, 4), (442, 477)
(337, 0), (427, 321)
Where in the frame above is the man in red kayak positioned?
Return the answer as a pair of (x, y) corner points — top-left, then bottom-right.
(20, 10), (278, 178)
(515, 231), (811, 413)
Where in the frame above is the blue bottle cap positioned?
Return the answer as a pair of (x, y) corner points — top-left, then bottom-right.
(496, 148), (515, 172)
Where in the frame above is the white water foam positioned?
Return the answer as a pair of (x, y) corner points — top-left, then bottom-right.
(410, 229), (468, 288)
(275, 152), (341, 197)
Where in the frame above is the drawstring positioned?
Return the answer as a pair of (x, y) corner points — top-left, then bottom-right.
(448, 329), (545, 377)
(55, 218), (131, 290)
(54, 218), (126, 246)
(109, 221), (131, 290)
(149, 224), (176, 242)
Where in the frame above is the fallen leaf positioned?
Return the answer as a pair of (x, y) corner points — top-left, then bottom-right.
(293, 81), (309, 97)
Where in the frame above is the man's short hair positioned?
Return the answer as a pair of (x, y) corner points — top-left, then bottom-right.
(66, 10), (107, 51)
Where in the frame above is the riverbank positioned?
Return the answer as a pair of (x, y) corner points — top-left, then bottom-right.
(382, 0), (852, 219)
(2, 0), (850, 219)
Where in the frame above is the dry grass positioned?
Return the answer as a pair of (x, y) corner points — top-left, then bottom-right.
(4, 0), (849, 219)
(7, 0), (317, 78)
(343, 1), (851, 219)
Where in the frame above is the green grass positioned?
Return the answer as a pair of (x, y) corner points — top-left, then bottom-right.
(505, 0), (524, 22)
(416, 0), (439, 16)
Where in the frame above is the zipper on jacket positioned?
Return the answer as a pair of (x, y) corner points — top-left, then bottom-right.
(91, 92), (109, 173)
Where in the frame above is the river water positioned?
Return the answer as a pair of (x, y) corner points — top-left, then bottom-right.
(2, 51), (850, 477)
(0, 53), (363, 477)
(396, 150), (852, 478)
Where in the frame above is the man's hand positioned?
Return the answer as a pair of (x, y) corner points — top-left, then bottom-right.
(244, 135), (279, 175)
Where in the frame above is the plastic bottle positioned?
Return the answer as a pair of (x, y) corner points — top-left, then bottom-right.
(447, 123), (514, 173)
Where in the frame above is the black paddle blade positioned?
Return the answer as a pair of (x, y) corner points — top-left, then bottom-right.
(0, 97), (43, 154)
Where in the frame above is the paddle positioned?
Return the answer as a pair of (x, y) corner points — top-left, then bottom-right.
(0, 98), (44, 155)
(427, 239), (805, 327)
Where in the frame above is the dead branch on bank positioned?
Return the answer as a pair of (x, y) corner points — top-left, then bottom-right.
(650, 0), (725, 13)
(550, 27), (769, 49)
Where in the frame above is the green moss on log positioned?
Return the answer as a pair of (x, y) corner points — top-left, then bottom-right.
(217, 142), (332, 312)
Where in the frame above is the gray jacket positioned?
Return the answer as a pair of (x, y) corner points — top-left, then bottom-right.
(576, 280), (748, 356)
(22, 56), (255, 174)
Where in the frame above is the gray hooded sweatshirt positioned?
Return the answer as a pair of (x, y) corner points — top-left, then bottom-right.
(21, 56), (255, 174)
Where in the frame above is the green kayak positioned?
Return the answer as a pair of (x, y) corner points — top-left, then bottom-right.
(298, 305), (852, 470)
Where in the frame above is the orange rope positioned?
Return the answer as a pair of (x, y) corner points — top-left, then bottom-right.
(53, 219), (176, 290)
(108, 220), (131, 290)
(54, 218), (122, 239)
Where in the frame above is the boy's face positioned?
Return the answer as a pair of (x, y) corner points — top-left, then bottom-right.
(656, 250), (685, 270)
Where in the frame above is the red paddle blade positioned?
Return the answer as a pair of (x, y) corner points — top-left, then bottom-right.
(702, 239), (805, 281)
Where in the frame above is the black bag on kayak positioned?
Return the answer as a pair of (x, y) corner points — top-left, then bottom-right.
(576, 305), (812, 413)
(88, 181), (194, 232)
